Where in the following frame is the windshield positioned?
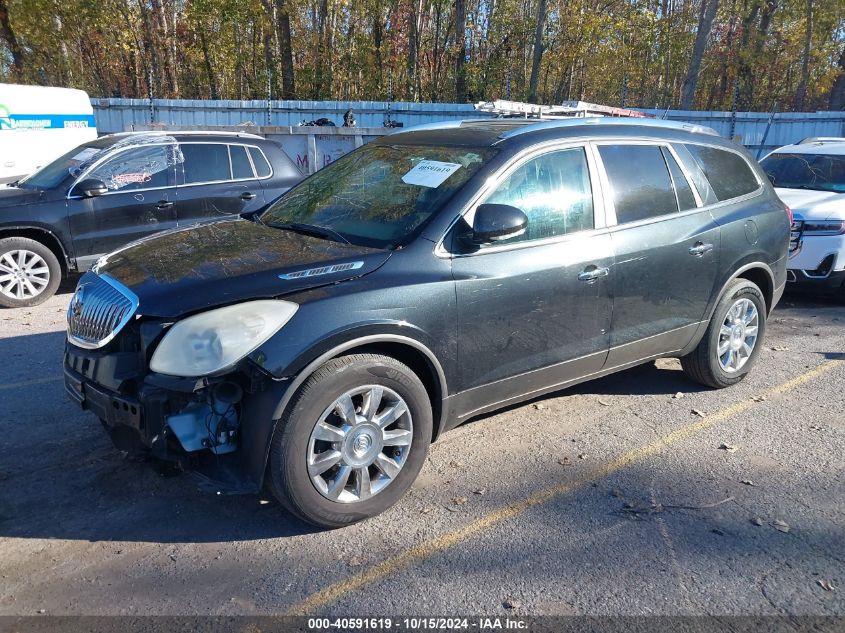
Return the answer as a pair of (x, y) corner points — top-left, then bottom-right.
(761, 152), (845, 193)
(260, 143), (495, 248)
(17, 138), (115, 190)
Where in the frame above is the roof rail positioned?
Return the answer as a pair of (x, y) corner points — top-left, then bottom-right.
(497, 116), (720, 139)
(797, 137), (845, 145)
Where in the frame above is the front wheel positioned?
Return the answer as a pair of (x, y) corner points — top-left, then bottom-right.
(268, 353), (432, 528)
(0, 237), (62, 308)
(681, 279), (767, 388)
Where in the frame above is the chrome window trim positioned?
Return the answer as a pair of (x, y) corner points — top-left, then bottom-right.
(177, 142), (274, 187)
(66, 273), (140, 350)
(66, 142), (177, 200)
(435, 140), (605, 258)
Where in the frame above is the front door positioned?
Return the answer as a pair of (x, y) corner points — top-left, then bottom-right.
(595, 143), (721, 367)
(450, 145), (614, 417)
(67, 144), (178, 269)
(175, 142), (266, 227)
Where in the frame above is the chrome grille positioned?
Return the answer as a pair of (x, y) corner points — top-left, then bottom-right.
(66, 274), (138, 349)
(789, 220), (803, 256)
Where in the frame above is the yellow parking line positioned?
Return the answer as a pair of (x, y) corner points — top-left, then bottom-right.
(0, 376), (63, 391)
(285, 359), (844, 615)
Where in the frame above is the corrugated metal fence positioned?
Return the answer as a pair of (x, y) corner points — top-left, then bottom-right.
(92, 97), (845, 156)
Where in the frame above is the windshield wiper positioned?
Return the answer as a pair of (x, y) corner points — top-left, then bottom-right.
(267, 222), (351, 244)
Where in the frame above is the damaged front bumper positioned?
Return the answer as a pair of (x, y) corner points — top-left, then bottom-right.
(64, 341), (284, 494)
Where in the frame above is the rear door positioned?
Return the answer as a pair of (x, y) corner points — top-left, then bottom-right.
(595, 142), (721, 367)
(67, 143), (178, 268)
(175, 142), (266, 227)
(450, 144), (614, 416)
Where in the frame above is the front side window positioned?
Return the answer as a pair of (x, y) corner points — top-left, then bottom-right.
(181, 143), (231, 184)
(87, 145), (172, 192)
(599, 144), (678, 224)
(482, 147), (594, 243)
(261, 143), (494, 249)
(760, 153), (845, 193)
(685, 144), (760, 201)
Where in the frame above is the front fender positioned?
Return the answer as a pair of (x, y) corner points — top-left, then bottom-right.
(241, 325), (449, 491)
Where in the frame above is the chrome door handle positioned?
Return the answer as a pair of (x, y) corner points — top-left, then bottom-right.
(155, 200), (174, 210)
(241, 192), (256, 201)
(689, 242), (713, 256)
(578, 266), (609, 282)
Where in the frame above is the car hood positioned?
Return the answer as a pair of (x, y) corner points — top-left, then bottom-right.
(775, 188), (844, 221)
(0, 185), (43, 209)
(96, 218), (392, 318)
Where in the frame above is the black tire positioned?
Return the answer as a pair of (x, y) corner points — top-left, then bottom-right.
(681, 278), (767, 388)
(0, 236), (62, 308)
(268, 353), (432, 528)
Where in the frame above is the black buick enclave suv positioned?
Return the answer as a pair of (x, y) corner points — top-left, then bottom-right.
(64, 118), (789, 527)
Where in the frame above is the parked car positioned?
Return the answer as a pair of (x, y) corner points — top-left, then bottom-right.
(0, 131), (301, 308)
(64, 118), (789, 527)
(759, 138), (845, 298)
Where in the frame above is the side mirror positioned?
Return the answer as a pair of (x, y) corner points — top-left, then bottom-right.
(466, 203), (528, 245)
(75, 178), (108, 198)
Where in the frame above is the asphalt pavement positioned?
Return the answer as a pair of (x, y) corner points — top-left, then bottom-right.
(0, 278), (842, 619)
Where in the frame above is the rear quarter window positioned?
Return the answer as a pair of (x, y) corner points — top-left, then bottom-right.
(248, 147), (272, 178)
(684, 144), (760, 202)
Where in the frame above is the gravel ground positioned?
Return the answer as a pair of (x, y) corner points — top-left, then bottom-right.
(0, 279), (842, 618)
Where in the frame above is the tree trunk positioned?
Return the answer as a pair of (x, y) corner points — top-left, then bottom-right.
(680, 0), (719, 109)
(794, 0), (812, 110)
(527, 0), (548, 103)
(454, 0), (467, 102)
(0, 0), (24, 79)
(198, 21), (219, 99)
(829, 45), (845, 110)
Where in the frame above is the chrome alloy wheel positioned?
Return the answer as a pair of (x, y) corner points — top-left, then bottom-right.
(307, 385), (413, 503)
(0, 250), (50, 301)
(717, 298), (759, 373)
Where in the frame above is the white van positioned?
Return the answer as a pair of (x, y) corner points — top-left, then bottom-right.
(0, 83), (98, 184)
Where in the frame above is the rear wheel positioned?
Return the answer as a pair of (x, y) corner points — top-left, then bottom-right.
(268, 354), (432, 528)
(0, 237), (62, 308)
(681, 279), (767, 388)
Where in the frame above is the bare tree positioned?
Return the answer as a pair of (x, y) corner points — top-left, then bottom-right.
(454, 0), (467, 102)
(0, 0), (25, 80)
(527, 0), (548, 103)
(680, 0), (719, 109)
(829, 45), (845, 110)
(794, 0), (812, 110)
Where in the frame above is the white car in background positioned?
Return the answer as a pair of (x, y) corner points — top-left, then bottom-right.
(760, 138), (845, 298)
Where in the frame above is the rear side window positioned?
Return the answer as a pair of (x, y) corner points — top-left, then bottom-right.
(230, 145), (255, 179)
(181, 143), (230, 184)
(661, 147), (698, 211)
(249, 147), (272, 178)
(598, 144), (678, 224)
(684, 144), (759, 201)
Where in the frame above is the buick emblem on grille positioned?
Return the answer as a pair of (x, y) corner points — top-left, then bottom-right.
(71, 294), (84, 317)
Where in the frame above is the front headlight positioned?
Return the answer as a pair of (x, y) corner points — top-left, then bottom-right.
(150, 300), (298, 377)
(802, 220), (845, 235)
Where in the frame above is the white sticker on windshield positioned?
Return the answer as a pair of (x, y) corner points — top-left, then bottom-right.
(402, 160), (462, 188)
(72, 148), (100, 162)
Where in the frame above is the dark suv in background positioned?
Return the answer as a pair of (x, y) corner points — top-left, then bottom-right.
(64, 118), (789, 528)
(0, 131), (301, 307)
